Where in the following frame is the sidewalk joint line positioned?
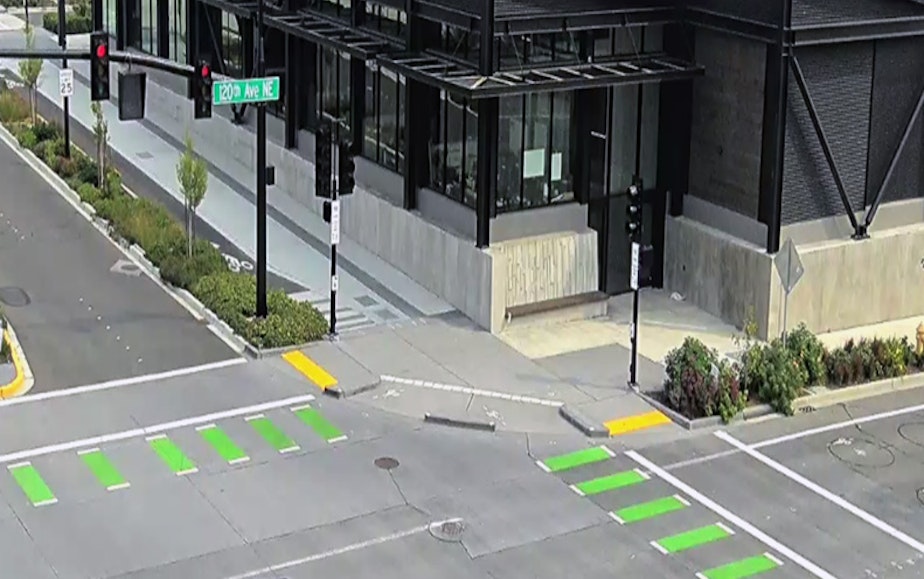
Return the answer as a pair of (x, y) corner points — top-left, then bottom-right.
(379, 375), (564, 407)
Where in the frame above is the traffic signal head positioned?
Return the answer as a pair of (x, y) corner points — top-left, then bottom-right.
(625, 182), (642, 238)
(89, 32), (110, 101)
(194, 61), (212, 119)
(315, 121), (332, 199)
(338, 140), (355, 196)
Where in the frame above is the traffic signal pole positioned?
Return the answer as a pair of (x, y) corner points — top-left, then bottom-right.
(57, 0), (70, 158)
(626, 178), (643, 390)
(254, 0), (268, 318)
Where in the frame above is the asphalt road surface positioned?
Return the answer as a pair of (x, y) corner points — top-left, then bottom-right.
(25, 81), (303, 296)
(0, 136), (239, 392)
(0, 348), (922, 578)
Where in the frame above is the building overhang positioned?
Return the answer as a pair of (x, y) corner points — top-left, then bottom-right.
(195, 0), (262, 18)
(376, 50), (704, 98)
(792, 16), (924, 45)
(265, 10), (400, 59)
(496, 6), (679, 36)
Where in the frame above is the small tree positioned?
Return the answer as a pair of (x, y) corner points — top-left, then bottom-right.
(176, 134), (208, 257)
(91, 102), (108, 185)
(18, 23), (43, 124)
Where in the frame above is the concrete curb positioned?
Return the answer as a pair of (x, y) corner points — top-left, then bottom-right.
(323, 377), (381, 399)
(635, 390), (776, 431)
(0, 120), (260, 356)
(0, 323), (35, 399)
(559, 405), (610, 438)
(792, 371), (924, 413)
(423, 412), (496, 432)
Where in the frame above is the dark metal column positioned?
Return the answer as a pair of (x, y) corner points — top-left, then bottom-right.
(656, 22), (694, 218)
(759, 0), (792, 253)
(349, 1), (366, 149)
(58, 0), (70, 159)
(156, 0), (169, 58)
(475, 0), (496, 249)
(305, 41), (318, 130)
(284, 35), (299, 149)
(92, 0), (103, 32)
(255, 1), (268, 318)
(115, 0), (126, 50)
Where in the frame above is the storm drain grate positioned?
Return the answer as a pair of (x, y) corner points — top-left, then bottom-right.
(374, 457), (399, 470)
(429, 519), (465, 543)
(0, 287), (29, 307)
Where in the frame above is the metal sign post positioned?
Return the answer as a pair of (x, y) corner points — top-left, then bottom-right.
(57, 0), (71, 158)
(773, 238), (805, 345)
(329, 130), (340, 337)
(629, 240), (641, 388)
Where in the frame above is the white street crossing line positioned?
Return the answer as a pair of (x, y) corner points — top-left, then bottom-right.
(379, 375), (564, 407)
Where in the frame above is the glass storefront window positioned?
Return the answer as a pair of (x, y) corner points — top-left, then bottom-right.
(427, 91), (476, 208)
(610, 85), (639, 193)
(318, 48), (352, 142)
(140, 0), (155, 54)
(168, 0), (186, 64)
(222, 12), (243, 77)
(364, 64), (377, 161)
(365, 4), (405, 38)
(497, 92), (574, 212)
(104, 0), (117, 38)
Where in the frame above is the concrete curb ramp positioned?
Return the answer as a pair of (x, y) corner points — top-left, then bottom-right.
(0, 323), (35, 399)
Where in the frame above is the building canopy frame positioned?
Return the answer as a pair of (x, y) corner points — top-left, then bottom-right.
(265, 11), (399, 59)
(375, 50), (704, 98)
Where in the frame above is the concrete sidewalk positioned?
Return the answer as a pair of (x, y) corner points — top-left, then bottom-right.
(0, 25), (454, 335)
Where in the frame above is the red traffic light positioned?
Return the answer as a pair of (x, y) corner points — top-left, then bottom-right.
(201, 65), (210, 78)
(96, 44), (107, 59)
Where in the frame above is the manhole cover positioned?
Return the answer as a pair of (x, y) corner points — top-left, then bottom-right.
(827, 437), (894, 468)
(374, 457), (399, 470)
(898, 422), (924, 448)
(428, 518), (465, 543)
(0, 287), (29, 307)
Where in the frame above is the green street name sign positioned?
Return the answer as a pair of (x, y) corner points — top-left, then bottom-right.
(213, 77), (280, 106)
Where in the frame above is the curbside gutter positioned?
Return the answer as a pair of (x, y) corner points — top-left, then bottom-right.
(791, 372), (924, 414)
(0, 324), (35, 399)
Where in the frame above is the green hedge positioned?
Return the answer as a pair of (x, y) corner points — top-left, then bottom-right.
(665, 323), (924, 422)
(42, 12), (93, 35)
(0, 87), (328, 348)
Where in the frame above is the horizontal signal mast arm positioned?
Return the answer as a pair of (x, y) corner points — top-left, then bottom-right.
(0, 49), (194, 77)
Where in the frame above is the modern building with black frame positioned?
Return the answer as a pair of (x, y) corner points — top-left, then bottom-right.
(96, 0), (924, 338)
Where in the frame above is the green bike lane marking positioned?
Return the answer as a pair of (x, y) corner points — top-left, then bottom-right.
(696, 553), (782, 579)
(147, 434), (198, 476)
(196, 424), (250, 464)
(292, 405), (347, 443)
(536, 446), (616, 473)
(8, 462), (57, 506)
(78, 448), (130, 491)
(245, 414), (300, 453)
(651, 522), (735, 554)
(609, 494), (690, 524)
(570, 468), (649, 496)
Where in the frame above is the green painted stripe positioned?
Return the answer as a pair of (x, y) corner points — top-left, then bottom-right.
(8, 463), (56, 506)
(80, 450), (129, 490)
(613, 495), (688, 524)
(247, 416), (299, 452)
(655, 524), (732, 554)
(148, 436), (197, 475)
(293, 406), (345, 442)
(699, 554), (780, 579)
(198, 425), (249, 464)
(539, 446), (612, 472)
(574, 469), (647, 495)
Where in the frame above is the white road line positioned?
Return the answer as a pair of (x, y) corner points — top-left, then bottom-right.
(327, 435), (348, 444)
(0, 394), (315, 466)
(716, 522), (736, 535)
(280, 445), (301, 454)
(195, 424), (217, 432)
(229, 456), (250, 465)
(569, 484), (585, 497)
(176, 468), (198, 476)
(77, 448), (100, 456)
(766, 552), (784, 566)
(715, 430), (924, 555)
(535, 460), (551, 473)
(0, 358), (248, 409)
(379, 375), (564, 407)
(107, 483), (131, 491)
(650, 540), (668, 555)
(0, 125), (231, 334)
(224, 518), (463, 579)
(625, 449), (838, 579)
(752, 401), (924, 449)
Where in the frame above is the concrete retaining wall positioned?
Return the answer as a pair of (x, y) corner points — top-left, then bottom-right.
(666, 214), (924, 340)
(132, 71), (595, 333)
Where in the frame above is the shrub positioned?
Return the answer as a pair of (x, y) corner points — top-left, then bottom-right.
(16, 127), (37, 150)
(32, 121), (61, 144)
(76, 183), (102, 205)
(740, 338), (805, 415)
(42, 12), (93, 35)
(104, 170), (122, 198)
(192, 273), (328, 349)
(785, 323), (827, 386)
(0, 90), (29, 124)
(158, 240), (225, 290)
(663, 337), (747, 422)
(826, 336), (913, 386)
(73, 152), (99, 186)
